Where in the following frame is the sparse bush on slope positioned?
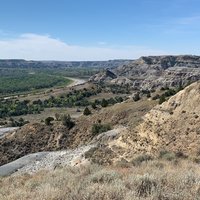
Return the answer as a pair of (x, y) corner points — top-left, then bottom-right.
(83, 107), (91, 115)
(61, 114), (75, 129)
(1, 160), (200, 200)
(131, 154), (153, 166)
(45, 117), (54, 125)
(91, 123), (112, 135)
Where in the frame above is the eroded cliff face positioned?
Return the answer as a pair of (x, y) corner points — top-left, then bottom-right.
(90, 55), (200, 90)
(134, 81), (200, 156)
(85, 81), (200, 164)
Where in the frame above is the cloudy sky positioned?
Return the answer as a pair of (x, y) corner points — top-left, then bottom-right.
(0, 0), (200, 61)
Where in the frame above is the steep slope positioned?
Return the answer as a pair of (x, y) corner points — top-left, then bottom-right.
(85, 81), (200, 164)
(134, 81), (200, 156)
(0, 98), (156, 166)
(89, 69), (117, 82)
(0, 124), (70, 165)
(90, 55), (200, 89)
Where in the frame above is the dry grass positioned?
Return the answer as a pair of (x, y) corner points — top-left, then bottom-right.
(1, 159), (200, 200)
(88, 92), (124, 101)
(13, 107), (83, 123)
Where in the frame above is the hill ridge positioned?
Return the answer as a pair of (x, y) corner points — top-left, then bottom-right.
(90, 55), (200, 90)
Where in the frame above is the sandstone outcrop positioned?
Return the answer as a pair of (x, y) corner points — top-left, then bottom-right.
(90, 55), (200, 89)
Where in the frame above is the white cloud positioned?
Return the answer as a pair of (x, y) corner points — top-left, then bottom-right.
(0, 33), (166, 61)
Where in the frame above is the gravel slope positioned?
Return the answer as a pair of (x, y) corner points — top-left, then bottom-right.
(0, 152), (49, 176)
(0, 145), (94, 176)
(0, 127), (18, 139)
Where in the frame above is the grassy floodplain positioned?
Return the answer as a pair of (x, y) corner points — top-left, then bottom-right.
(0, 68), (74, 97)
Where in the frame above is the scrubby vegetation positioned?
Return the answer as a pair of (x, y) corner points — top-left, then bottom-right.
(151, 86), (185, 104)
(0, 86), (125, 119)
(92, 122), (112, 135)
(61, 114), (75, 129)
(0, 67), (101, 96)
(131, 154), (153, 166)
(44, 117), (54, 126)
(0, 70), (72, 95)
(108, 83), (131, 94)
(83, 107), (91, 115)
(132, 92), (141, 101)
(0, 99), (44, 118)
(1, 160), (200, 200)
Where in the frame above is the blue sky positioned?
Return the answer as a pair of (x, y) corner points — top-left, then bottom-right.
(0, 0), (200, 60)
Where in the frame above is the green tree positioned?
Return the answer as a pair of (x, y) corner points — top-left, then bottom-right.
(108, 98), (116, 105)
(133, 93), (140, 101)
(91, 102), (97, 109)
(101, 98), (108, 107)
(83, 107), (91, 115)
(45, 117), (54, 125)
(91, 123), (111, 135)
(61, 114), (75, 129)
(115, 96), (123, 103)
(159, 95), (166, 104)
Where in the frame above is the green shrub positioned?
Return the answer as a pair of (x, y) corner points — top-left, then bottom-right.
(88, 169), (121, 184)
(175, 151), (188, 159)
(135, 174), (157, 197)
(159, 150), (176, 161)
(91, 102), (97, 109)
(45, 117), (54, 125)
(152, 94), (160, 100)
(91, 123), (111, 135)
(159, 95), (166, 104)
(164, 88), (176, 97)
(115, 96), (123, 103)
(131, 154), (153, 166)
(101, 98), (108, 107)
(115, 159), (131, 168)
(61, 114), (75, 129)
(108, 97), (117, 105)
(160, 86), (169, 91)
(83, 107), (91, 115)
(133, 93), (140, 101)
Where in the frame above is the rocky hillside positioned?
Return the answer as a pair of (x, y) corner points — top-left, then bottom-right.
(1, 80), (200, 168)
(0, 98), (156, 166)
(134, 80), (200, 156)
(0, 124), (70, 165)
(87, 81), (200, 164)
(90, 55), (200, 90)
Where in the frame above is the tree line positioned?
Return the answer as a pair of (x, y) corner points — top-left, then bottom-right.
(0, 87), (125, 118)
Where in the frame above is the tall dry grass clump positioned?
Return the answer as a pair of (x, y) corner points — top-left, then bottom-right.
(1, 159), (200, 200)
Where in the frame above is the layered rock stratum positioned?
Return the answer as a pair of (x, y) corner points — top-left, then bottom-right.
(134, 81), (200, 156)
(90, 55), (200, 90)
(96, 81), (200, 162)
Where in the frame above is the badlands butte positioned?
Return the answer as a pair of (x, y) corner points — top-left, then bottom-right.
(0, 55), (200, 173)
(90, 55), (200, 89)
